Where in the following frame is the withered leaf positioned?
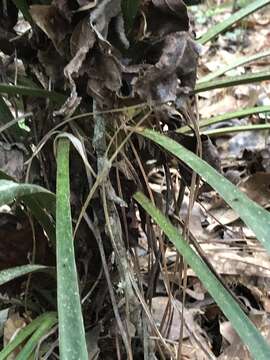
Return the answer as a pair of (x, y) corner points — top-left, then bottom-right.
(90, 0), (121, 40)
(87, 46), (122, 106)
(146, 0), (189, 38)
(38, 45), (66, 84)
(30, 5), (71, 55)
(0, 142), (25, 181)
(53, 0), (75, 22)
(65, 17), (96, 78)
(135, 32), (199, 103)
(135, 66), (178, 103)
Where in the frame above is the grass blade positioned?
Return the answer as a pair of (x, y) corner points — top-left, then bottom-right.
(203, 123), (270, 136)
(0, 265), (48, 286)
(56, 138), (88, 360)
(198, 50), (270, 83)
(122, 0), (140, 32)
(0, 312), (57, 360)
(0, 175), (56, 245)
(177, 105), (270, 133)
(195, 70), (270, 93)
(136, 128), (270, 254)
(15, 313), (57, 360)
(12, 0), (33, 23)
(134, 191), (270, 360)
(0, 180), (55, 212)
(198, 0), (270, 44)
(0, 96), (25, 140)
(0, 84), (66, 104)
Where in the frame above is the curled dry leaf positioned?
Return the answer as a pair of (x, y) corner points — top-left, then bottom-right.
(4, 313), (26, 359)
(90, 0), (122, 40)
(151, 296), (203, 341)
(147, 0), (189, 38)
(65, 17), (96, 80)
(29, 5), (71, 56)
(87, 46), (122, 107)
(135, 32), (199, 103)
(219, 314), (270, 360)
(0, 142), (25, 181)
(240, 172), (270, 208)
(52, 0), (75, 22)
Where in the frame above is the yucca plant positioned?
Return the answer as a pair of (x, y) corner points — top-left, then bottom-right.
(0, 0), (269, 359)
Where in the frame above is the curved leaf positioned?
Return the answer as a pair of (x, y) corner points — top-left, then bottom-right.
(198, 50), (270, 83)
(0, 264), (48, 286)
(198, 0), (270, 44)
(56, 138), (88, 360)
(134, 191), (270, 360)
(0, 312), (57, 360)
(136, 128), (270, 254)
(0, 84), (66, 104)
(15, 313), (57, 360)
(195, 70), (270, 93)
(177, 105), (270, 133)
(0, 180), (55, 214)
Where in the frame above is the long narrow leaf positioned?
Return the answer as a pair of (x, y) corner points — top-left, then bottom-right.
(136, 128), (270, 254)
(0, 96), (25, 140)
(56, 138), (88, 360)
(177, 105), (270, 133)
(0, 264), (48, 286)
(195, 70), (270, 93)
(0, 175), (55, 245)
(134, 191), (270, 360)
(0, 84), (66, 104)
(15, 313), (57, 360)
(203, 123), (270, 136)
(198, 0), (270, 44)
(122, 0), (140, 32)
(0, 180), (55, 212)
(198, 50), (270, 83)
(0, 312), (57, 360)
(12, 0), (33, 23)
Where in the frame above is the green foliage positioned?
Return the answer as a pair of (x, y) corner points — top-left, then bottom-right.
(198, 50), (270, 83)
(122, 0), (140, 33)
(11, 0), (33, 23)
(0, 96), (25, 140)
(0, 312), (57, 360)
(195, 70), (270, 93)
(136, 128), (270, 255)
(178, 105), (270, 133)
(134, 191), (270, 360)
(0, 84), (66, 104)
(198, 0), (270, 44)
(56, 138), (88, 360)
(0, 179), (56, 245)
(0, 264), (48, 287)
(2, 0), (269, 358)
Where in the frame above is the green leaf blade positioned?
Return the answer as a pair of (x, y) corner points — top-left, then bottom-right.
(137, 128), (270, 254)
(198, 50), (270, 83)
(15, 313), (57, 360)
(0, 312), (57, 360)
(122, 0), (140, 32)
(0, 264), (48, 287)
(56, 138), (88, 360)
(195, 70), (270, 93)
(134, 191), (270, 360)
(177, 105), (270, 133)
(198, 0), (270, 44)
(0, 84), (66, 104)
(0, 180), (55, 210)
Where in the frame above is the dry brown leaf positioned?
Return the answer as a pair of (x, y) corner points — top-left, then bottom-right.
(30, 5), (70, 55)
(4, 313), (27, 360)
(240, 172), (270, 208)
